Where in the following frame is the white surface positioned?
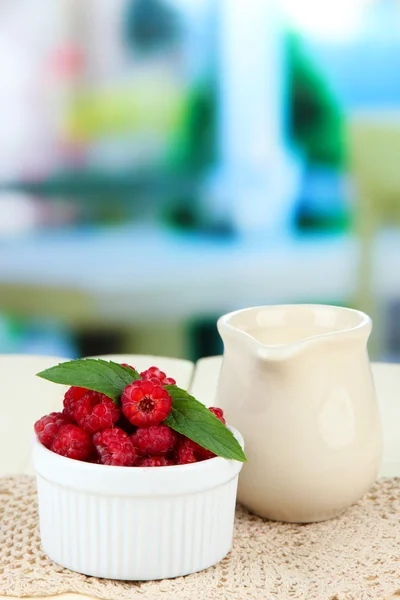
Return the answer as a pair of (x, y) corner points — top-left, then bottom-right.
(369, 362), (400, 477)
(0, 354), (71, 475)
(33, 435), (243, 580)
(0, 353), (399, 479)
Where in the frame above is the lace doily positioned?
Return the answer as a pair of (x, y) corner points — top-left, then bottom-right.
(0, 476), (399, 600)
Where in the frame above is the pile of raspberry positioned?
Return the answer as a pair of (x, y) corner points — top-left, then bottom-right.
(34, 365), (226, 467)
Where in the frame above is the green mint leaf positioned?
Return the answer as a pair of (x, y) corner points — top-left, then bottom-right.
(36, 359), (140, 403)
(164, 385), (247, 462)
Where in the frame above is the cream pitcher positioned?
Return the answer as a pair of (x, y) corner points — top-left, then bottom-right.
(216, 305), (382, 523)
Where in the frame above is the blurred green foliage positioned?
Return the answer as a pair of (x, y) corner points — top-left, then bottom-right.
(287, 34), (345, 168)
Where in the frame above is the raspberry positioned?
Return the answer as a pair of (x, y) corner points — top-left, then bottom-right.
(195, 446), (215, 460)
(34, 412), (71, 448)
(122, 380), (172, 426)
(140, 366), (176, 386)
(139, 456), (175, 467)
(131, 425), (177, 456)
(176, 438), (198, 464)
(176, 436), (215, 464)
(209, 406), (226, 424)
(93, 427), (136, 466)
(51, 424), (93, 461)
(63, 386), (88, 419)
(74, 392), (120, 434)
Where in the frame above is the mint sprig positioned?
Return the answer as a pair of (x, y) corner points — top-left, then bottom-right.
(36, 359), (246, 462)
(164, 385), (246, 462)
(37, 359), (140, 402)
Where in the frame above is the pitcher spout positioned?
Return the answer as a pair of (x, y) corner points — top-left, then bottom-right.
(218, 305), (372, 362)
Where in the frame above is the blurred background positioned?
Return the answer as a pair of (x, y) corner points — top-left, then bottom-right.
(0, 0), (400, 361)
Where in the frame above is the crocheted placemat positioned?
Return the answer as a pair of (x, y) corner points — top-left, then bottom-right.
(0, 476), (399, 600)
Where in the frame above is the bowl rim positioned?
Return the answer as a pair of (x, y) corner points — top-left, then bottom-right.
(33, 426), (244, 496)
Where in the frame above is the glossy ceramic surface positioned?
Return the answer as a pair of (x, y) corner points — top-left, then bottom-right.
(216, 305), (383, 523)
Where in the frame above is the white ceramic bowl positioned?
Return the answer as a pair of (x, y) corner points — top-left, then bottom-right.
(32, 429), (244, 581)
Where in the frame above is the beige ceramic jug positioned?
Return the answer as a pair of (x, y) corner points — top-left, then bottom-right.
(216, 305), (382, 523)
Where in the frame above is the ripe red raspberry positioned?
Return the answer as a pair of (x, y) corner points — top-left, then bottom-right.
(209, 406), (226, 424)
(51, 424), (93, 461)
(176, 436), (215, 464)
(74, 392), (120, 434)
(122, 380), (172, 426)
(131, 425), (177, 456)
(140, 366), (176, 386)
(195, 446), (215, 460)
(34, 412), (71, 448)
(176, 438), (198, 464)
(63, 386), (88, 419)
(92, 427), (136, 466)
(138, 456), (175, 467)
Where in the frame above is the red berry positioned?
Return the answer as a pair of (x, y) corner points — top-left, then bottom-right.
(34, 412), (71, 448)
(176, 436), (215, 464)
(131, 425), (177, 456)
(122, 380), (172, 427)
(176, 438), (198, 464)
(92, 427), (136, 466)
(196, 446), (216, 460)
(139, 456), (174, 467)
(51, 424), (93, 461)
(63, 386), (88, 419)
(73, 391), (120, 434)
(209, 406), (226, 424)
(140, 366), (176, 386)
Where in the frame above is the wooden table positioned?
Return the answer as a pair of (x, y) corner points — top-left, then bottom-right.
(0, 353), (399, 599)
